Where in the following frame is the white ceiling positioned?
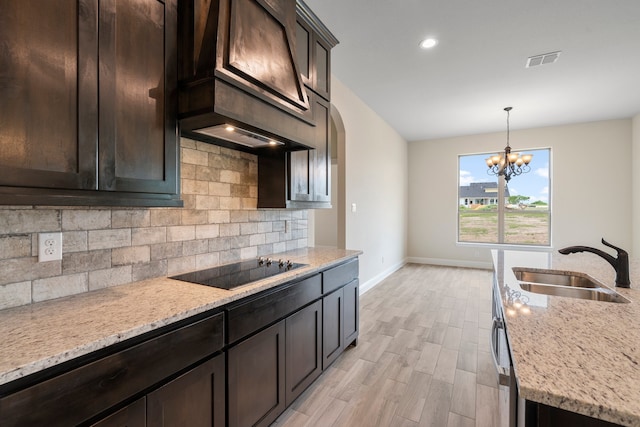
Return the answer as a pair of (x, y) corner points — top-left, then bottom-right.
(304, 0), (640, 142)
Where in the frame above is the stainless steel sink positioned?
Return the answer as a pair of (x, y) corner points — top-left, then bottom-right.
(512, 267), (630, 303)
(512, 267), (601, 288)
(518, 283), (630, 303)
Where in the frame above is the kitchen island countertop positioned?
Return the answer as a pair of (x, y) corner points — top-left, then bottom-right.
(493, 249), (640, 427)
(0, 247), (361, 387)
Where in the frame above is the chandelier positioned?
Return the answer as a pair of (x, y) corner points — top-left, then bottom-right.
(485, 107), (532, 182)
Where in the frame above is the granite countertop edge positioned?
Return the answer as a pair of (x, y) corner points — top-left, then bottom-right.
(0, 247), (362, 387)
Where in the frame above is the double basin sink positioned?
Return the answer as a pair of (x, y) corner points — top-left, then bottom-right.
(512, 268), (630, 303)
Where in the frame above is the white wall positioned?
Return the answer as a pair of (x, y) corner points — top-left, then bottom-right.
(331, 77), (409, 291)
(408, 119), (633, 267)
(633, 113), (640, 255)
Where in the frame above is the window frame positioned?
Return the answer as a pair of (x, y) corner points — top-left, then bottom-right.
(456, 148), (552, 249)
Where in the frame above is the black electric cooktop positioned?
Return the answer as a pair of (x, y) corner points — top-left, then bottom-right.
(170, 258), (307, 290)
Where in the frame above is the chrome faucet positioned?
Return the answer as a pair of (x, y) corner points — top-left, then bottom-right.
(558, 238), (630, 288)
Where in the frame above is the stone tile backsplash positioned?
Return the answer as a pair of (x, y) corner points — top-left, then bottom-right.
(0, 138), (307, 309)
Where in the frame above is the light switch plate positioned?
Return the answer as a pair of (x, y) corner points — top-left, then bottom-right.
(39, 232), (62, 262)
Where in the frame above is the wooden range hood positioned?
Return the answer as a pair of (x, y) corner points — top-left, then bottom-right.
(178, 0), (316, 153)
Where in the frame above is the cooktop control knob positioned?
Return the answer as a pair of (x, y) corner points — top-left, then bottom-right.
(278, 259), (285, 267)
(286, 260), (293, 269)
(258, 256), (265, 266)
(266, 258), (272, 266)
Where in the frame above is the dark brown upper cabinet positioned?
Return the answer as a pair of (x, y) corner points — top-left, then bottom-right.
(257, 1), (336, 209)
(178, 0), (316, 152)
(0, 0), (181, 207)
(295, 1), (333, 101)
(286, 94), (330, 205)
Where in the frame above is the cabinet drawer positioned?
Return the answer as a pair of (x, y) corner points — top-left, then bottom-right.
(0, 311), (224, 427)
(323, 258), (358, 294)
(227, 274), (322, 345)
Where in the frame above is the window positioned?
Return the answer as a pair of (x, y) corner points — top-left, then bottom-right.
(458, 149), (551, 246)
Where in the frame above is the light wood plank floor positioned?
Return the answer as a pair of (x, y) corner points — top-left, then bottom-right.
(273, 264), (498, 427)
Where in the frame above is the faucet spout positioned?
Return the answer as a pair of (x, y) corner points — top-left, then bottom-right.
(558, 238), (630, 288)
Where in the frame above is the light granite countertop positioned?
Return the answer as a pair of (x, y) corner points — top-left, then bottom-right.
(0, 247), (361, 388)
(493, 249), (640, 427)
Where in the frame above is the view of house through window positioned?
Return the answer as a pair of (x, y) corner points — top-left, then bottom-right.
(458, 149), (551, 245)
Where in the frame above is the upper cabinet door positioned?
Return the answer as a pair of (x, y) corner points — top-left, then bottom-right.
(313, 37), (330, 100)
(312, 96), (330, 202)
(295, 18), (312, 88)
(295, 1), (337, 101)
(0, 0), (97, 190)
(98, 0), (179, 195)
(0, 0), (181, 206)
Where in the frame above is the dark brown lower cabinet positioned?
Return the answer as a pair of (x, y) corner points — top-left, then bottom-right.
(285, 300), (323, 406)
(91, 353), (225, 427)
(228, 321), (286, 427)
(227, 265), (359, 426)
(531, 401), (622, 427)
(322, 278), (359, 370)
(1, 261), (359, 427)
(228, 299), (324, 426)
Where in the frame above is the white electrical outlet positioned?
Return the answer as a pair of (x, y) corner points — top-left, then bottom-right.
(39, 232), (63, 262)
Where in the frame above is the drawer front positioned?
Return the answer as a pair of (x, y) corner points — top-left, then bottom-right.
(0, 311), (224, 427)
(322, 258), (358, 294)
(227, 274), (322, 345)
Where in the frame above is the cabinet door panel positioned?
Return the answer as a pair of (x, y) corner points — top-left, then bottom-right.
(285, 300), (322, 406)
(343, 279), (359, 347)
(322, 288), (343, 369)
(288, 149), (313, 202)
(314, 38), (330, 99)
(295, 19), (312, 87)
(90, 397), (146, 427)
(313, 96), (330, 203)
(228, 321), (286, 427)
(98, 0), (178, 194)
(0, 0), (97, 190)
(147, 354), (225, 427)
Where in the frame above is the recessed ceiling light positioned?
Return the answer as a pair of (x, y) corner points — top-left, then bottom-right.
(419, 38), (438, 49)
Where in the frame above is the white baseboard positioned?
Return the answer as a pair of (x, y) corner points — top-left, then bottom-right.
(406, 257), (492, 270)
(359, 259), (407, 295)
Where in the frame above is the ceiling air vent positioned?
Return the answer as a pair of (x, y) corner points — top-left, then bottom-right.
(526, 51), (561, 68)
